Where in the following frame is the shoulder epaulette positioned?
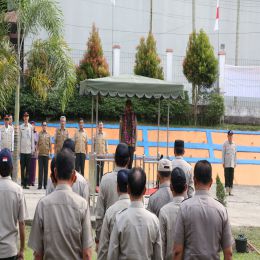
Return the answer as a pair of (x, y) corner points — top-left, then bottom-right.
(181, 197), (192, 203)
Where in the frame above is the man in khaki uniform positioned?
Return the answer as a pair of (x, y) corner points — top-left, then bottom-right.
(223, 130), (237, 196)
(28, 149), (93, 259)
(94, 121), (108, 185)
(159, 167), (187, 260)
(98, 169), (130, 260)
(173, 160), (233, 260)
(147, 159), (173, 217)
(0, 115), (14, 152)
(37, 121), (52, 189)
(107, 167), (163, 260)
(20, 112), (34, 189)
(46, 139), (89, 202)
(74, 118), (88, 176)
(95, 143), (129, 249)
(0, 149), (28, 260)
(172, 140), (194, 198)
(54, 115), (69, 154)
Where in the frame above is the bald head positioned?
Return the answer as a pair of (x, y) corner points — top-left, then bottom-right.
(128, 167), (146, 197)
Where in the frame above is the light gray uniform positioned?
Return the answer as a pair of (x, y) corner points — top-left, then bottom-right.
(28, 184), (93, 259)
(108, 201), (163, 260)
(0, 176), (28, 258)
(159, 195), (184, 260)
(46, 171), (89, 202)
(95, 167), (125, 241)
(147, 182), (173, 217)
(222, 140), (237, 168)
(0, 125), (14, 151)
(98, 194), (131, 260)
(20, 123), (35, 154)
(174, 190), (233, 260)
(172, 156), (194, 197)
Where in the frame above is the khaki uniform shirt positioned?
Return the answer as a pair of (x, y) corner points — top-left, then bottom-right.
(20, 123), (34, 154)
(107, 201), (163, 260)
(98, 194), (131, 260)
(46, 171), (89, 202)
(159, 196), (184, 260)
(0, 125), (14, 151)
(222, 140), (237, 168)
(174, 190), (233, 260)
(95, 167), (125, 241)
(172, 156), (195, 198)
(28, 184), (93, 259)
(0, 177), (28, 258)
(37, 131), (51, 157)
(74, 129), (88, 154)
(147, 182), (173, 217)
(54, 128), (69, 153)
(94, 132), (108, 156)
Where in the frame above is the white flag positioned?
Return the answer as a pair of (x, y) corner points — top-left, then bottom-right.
(111, 0), (116, 5)
(214, 0), (219, 31)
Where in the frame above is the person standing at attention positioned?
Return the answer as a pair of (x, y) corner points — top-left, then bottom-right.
(94, 121), (108, 186)
(20, 112), (34, 189)
(119, 100), (137, 169)
(54, 115), (69, 154)
(37, 121), (52, 190)
(74, 118), (88, 176)
(222, 130), (237, 196)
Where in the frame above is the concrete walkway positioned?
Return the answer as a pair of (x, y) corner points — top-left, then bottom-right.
(24, 184), (260, 227)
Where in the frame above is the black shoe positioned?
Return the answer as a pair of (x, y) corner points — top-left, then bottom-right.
(23, 186), (29, 189)
(38, 187), (42, 190)
(32, 183), (35, 186)
(44, 186), (46, 190)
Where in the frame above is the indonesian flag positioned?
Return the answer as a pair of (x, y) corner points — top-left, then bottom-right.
(214, 0), (219, 31)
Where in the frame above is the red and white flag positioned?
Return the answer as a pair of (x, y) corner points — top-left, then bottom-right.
(214, 0), (220, 31)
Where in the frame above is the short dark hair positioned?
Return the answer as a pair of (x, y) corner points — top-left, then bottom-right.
(117, 169), (129, 193)
(115, 143), (130, 167)
(171, 167), (186, 194)
(50, 156), (56, 175)
(56, 149), (75, 180)
(158, 171), (171, 178)
(128, 167), (146, 197)
(194, 160), (212, 185)
(62, 138), (75, 153)
(174, 147), (184, 156)
(0, 163), (12, 177)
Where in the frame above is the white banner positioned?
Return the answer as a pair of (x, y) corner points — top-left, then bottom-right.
(223, 64), (260, 98)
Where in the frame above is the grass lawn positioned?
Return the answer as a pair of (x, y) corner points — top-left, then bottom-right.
(25, 226), (260, 260)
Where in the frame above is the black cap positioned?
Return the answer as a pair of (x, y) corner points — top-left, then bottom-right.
(174, 140), (184, 149)
(0, 148), (13, 169)
(227, 130), (234, 135)
(171, 167), (186, 185)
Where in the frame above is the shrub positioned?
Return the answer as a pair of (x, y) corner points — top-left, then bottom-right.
(216, 174), (227, 206)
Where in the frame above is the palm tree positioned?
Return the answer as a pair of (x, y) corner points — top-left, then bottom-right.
(1, 0), (76, 181)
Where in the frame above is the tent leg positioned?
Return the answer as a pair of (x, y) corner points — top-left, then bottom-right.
(167, 103), (170, 158)
(91, 96), (94, 153)
(96, 95), (99, 134)
(157, 99), (161, 158)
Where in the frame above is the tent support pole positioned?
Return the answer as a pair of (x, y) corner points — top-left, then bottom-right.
(157, 99), (161, 158)
(96, 95), (99, 134)
(91, 96), (94, 153)
(167, 103), (170, 158)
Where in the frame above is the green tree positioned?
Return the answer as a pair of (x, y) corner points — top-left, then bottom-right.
(205, 94), (225, 125)
(134, 32), (163, 79)
(26, 37), (76, 111)
(77, 24), (109, 81)
(183, 30), (218, 125)
(216, 174), (227, 206)
(0, 0), (75, 181)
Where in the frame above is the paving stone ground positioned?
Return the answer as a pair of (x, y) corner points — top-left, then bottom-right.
(23, 184), (260, 227)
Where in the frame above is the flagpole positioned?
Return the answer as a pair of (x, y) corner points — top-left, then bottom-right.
(112, 0), (115, 75)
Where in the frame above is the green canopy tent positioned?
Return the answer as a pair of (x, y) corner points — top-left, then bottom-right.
(80, 74), (184, 157)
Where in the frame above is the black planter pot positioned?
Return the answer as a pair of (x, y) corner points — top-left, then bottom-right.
(235, 234), (247, 253)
